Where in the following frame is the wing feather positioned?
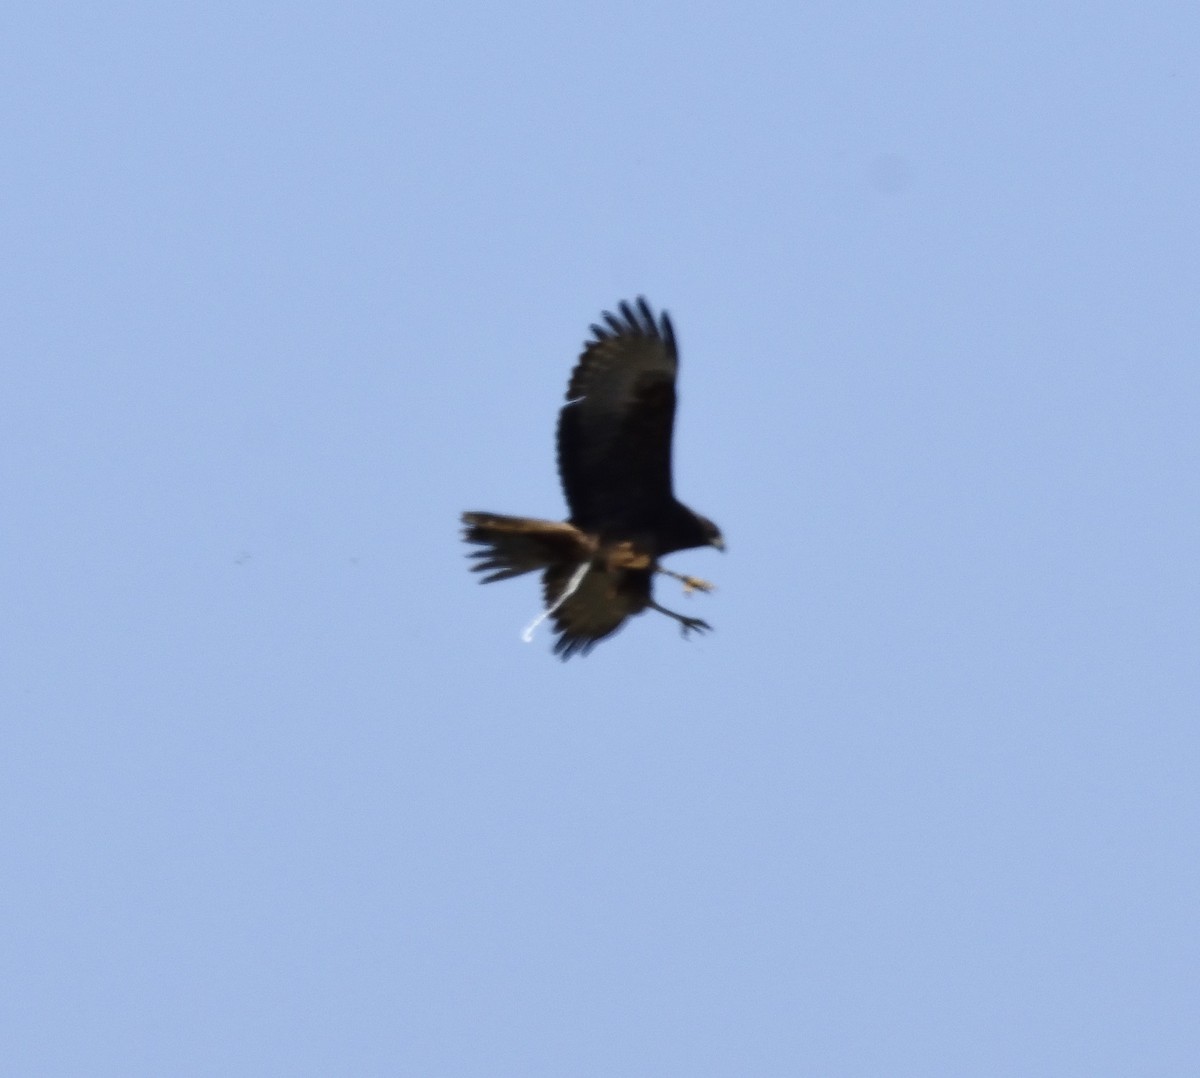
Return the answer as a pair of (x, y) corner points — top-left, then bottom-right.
(542, 564), (651, 659)
(556, 297), (679, 531)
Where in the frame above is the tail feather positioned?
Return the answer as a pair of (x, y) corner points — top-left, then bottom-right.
(460, 512), (590, 584)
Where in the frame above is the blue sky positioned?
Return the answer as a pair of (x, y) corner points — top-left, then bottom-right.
(3, 3), (1198, 1075)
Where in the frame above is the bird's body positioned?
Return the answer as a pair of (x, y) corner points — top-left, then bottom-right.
(462, 298), (723, 658)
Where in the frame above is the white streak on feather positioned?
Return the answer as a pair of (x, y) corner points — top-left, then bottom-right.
(521, 562), (590, 643)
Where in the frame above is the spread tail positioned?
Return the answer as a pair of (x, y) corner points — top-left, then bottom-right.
(460, 512), (591, 583)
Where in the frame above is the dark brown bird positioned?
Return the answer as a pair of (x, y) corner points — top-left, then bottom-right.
(462, 298), (724, 658)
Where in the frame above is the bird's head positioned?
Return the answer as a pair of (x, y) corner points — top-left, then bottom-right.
(696, 514), (726, 553)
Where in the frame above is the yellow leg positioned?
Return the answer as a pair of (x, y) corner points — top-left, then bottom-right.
(656, 568), (715, 594)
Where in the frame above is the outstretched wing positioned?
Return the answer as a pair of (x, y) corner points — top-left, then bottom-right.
(556, 298), (678, 532)
(542, 564), (651, 659)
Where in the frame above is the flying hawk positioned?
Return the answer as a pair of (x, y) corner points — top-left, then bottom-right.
(462, 298), (724, 658)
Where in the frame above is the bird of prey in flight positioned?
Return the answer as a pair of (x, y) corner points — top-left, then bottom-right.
(462, 298), (724, 658)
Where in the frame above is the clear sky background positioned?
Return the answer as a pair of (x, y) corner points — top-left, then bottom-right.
(3, 4), (1198, 1075)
